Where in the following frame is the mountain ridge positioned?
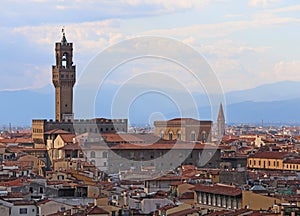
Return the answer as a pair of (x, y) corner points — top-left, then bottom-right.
(1, 80), (299, 126)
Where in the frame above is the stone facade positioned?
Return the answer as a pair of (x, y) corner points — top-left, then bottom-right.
(32, 118), (128, 144)
(107, 142), (221, 174)
(154, 118), (212, 143)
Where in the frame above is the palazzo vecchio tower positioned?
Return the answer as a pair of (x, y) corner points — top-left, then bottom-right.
(52, 29), (76, 122)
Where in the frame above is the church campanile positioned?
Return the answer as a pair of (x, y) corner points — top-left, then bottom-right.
(52, 29), (76, 122)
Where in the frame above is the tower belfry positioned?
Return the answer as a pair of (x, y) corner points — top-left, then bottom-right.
(52, 29), (76, 122)
(217, 103), (225, 139)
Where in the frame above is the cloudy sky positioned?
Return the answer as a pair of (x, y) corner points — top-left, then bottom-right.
(0, 0), (299, 93)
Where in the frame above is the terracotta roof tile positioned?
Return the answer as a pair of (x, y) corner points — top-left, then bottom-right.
(87, 206), (109, 215)
(192, 184), (242, 196)
(111, 142), (218, 150)
(168, 208), (198, 216)
(102, 133), (143, 143)
(249, 151), (289, 159)
(62, 142), (80, 150)
(44, 129), (70, 135)
(0, 178), (27, 187)
(60, 134), (75, 143)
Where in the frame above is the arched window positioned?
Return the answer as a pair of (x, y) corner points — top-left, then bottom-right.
(201, 131), (207, 143)
(177, 131), (182, 141)
(62, 52), (68, 68)
(168, 131), (173, 140)
(90, 160), (95, 165)
(160, 131), (164, 139)
(90, 151), (95, 158)
(191, 131), (196, 141)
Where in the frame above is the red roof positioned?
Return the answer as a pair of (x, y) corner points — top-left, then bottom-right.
(249, 151), (289, 159)
(285, 159), (300, 164)
(102, 133), (144, 143)
(62, 143), (80, 150)
(0, 138), (33, 143)
(192, 184), (242, 196)
(111, 142), (218, 150)
(13, 201), (35, 206)
(87, 206), (109, 215)
(44, 129), (70, 135)
(60, 134), (75, 143)
(0, 178), (27, 187)
(168, 208), (198, 216)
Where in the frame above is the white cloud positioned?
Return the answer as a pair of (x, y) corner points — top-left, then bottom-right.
(274, 60), (300, 81)
(196, 40), (269, 59)
(0, 64), (50, 91)
(142, 15), (300, 39)
(266, 4), (300, 13)
(249, 0), (283, 7)
(12, 19), (125, 54)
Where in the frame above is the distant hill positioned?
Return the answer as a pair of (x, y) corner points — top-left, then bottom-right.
(225, 80), (300, 103)
(1, 81), (300, 126)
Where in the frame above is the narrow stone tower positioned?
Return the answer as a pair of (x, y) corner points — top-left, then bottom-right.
(217, 103), (225, 139)
(52, 29), (76, 122)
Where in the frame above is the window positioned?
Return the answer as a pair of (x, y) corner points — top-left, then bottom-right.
(201, 131), (207, 142)
(102, 152), (108, 158)
(90, 151), (95, 158)
(40, 187), (44, 194)
(168, 131), (173, 140)
(177, 131), (182, 141)
(160, 131), (164, 139)
(91, 160), (95, 165)
(191, 132), (196, 141)
(20, 208), (27, 214)
(61, 207), (66, 211)
(130, 152), (134, 159)
(62, 52), (68, 67)
(58, 175), (64, 180)
(104, 162), (107, 167)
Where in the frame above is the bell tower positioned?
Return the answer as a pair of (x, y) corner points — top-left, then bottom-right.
(217, 103), (225, 140)
(52, 29), (76, 122)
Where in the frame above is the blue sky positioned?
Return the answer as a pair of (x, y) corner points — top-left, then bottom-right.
(0, 0), (300, 93)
